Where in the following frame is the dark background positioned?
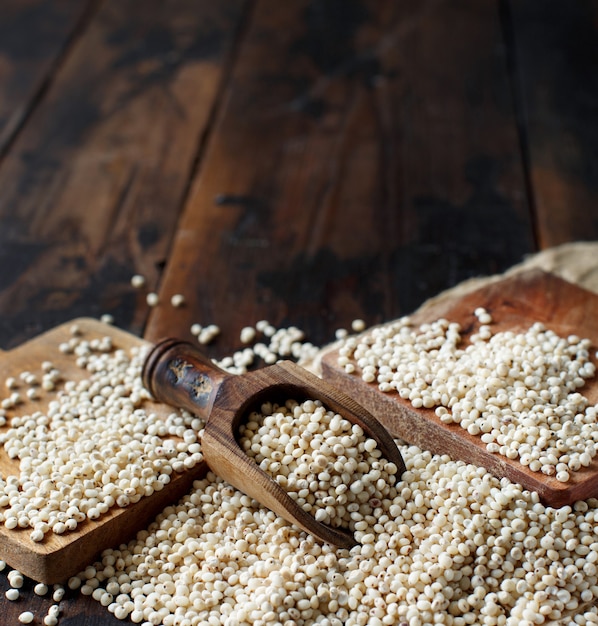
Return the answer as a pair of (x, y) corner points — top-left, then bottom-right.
(0, 0), (597, 622)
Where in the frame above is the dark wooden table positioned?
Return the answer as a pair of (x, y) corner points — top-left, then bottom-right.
(1, 0), (597, 622)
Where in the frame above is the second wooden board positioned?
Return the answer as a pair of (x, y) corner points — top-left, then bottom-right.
(321, 270), (598, 508)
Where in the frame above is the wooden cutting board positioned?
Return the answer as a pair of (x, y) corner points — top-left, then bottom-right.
(0, 318), (209, 584)
(321, 269), (598, 508)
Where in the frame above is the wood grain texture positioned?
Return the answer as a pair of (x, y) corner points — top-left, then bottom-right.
(0, 0), (94, 154)
(0, 318), (209, 584)
(506, 0), (598, 247)
(144, 0), (535, 356)
(321, 270), (598, 507)
(0, 0), (247, 349)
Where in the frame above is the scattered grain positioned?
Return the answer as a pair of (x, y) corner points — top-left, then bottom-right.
(5, 588), (19, 601)
(130, 275), (145, 289)
(170, 294), (185, 308)
(146, 292), (159, 307)
(18, 611), (34, 624)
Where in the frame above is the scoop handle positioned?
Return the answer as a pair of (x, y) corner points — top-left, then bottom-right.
(142, 338), (229, 420)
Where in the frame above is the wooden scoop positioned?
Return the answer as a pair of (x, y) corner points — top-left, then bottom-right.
(142, 338), (406, 549)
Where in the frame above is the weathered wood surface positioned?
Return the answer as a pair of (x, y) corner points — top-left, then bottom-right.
(143, 0), (534, 355)
(0, 0), (596, 623)
(506, 0), (598, 247)
(0, 0), (94, 155)
(0, 0), (247, 350)
(322, 270), (598, 507)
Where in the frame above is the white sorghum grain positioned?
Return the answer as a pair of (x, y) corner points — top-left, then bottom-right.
(338, 315), (598, 479)
(240, 326), (256, 344)
(100, 314), (114, 325)
(214, 322), (316, 374)
(198, 324), (220, 345)
(52, 585), (65, 602)
(5, 588), (19, 601)
(18, 611), (34, 624)
(34, 582), (48, 595)
(256, 319), (269, 332)
(24, 374), (37, 386)
(67, 576), (82, 590)
(8, 570), (24, 588)
(170, 294), (185, 308)
(79, 447), (598, 626)
(190, 323), (202, 336)
(262, 323), (276, 337)
(210, 320), (317, 374)
(474, 307), (493, 325)
(239, 399), (397, 529)
(351, 318), (366, 332)
(146, 292), (159, 307)
(130, 275), (145, 289)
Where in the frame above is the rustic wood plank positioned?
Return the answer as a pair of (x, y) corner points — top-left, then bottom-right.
(0, 0), (94, 154)
(0, 0), (248, 349)
(506, 0), (598, 247)
(145, 0), (534, 357)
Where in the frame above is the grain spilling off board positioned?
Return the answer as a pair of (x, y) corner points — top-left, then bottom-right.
(0, 319), (208, 584)
(321, 270), (598, 507)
